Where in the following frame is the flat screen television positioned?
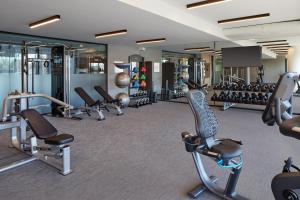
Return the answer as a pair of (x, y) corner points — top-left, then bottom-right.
(222, 46), (262, 68)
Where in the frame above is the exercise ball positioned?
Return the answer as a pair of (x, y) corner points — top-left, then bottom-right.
(116, 92), (130, 107)
(115, 72), (130, 88)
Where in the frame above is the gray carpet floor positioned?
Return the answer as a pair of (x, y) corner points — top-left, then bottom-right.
(0, 101), (299, 200)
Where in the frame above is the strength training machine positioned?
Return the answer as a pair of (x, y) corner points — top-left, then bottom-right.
(0, 92), (74, 175)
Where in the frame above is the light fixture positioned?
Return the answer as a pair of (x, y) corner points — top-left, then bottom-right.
(29, 15), (60, 29)
(187, 0), (232, 9)
(184, 47), (210, 51)
(136, 38), (166, 45)
(95, 29), (127, 38)
(218, 13), (270, 24)
(199, 49), (215, 53)
(257, 40), (287, 44)
(263, 43), (289, 47)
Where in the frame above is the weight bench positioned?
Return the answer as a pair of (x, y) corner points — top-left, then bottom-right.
(74, 87), (105, 121)
(94, 85), (123, 115)
(21, 109), (74, 175)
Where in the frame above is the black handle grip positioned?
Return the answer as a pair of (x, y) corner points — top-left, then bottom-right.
(201, 149), (221, 159)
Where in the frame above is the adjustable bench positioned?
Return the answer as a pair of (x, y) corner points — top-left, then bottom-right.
(21, 109), (74, 175)
(94, 85), (123, 115)
(74, 87), (105, 121)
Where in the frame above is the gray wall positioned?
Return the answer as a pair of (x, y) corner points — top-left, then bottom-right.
(248, 58), (285, 83)
(107, 44), (162, 97)
(262, 58), (286, 83)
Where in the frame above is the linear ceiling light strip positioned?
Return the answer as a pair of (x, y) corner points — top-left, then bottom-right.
(218, 13), (270, 24)
(136, 38), (166, 44)
(184, 47), (210, 51)
(29, 15), (61, 29)
(257, 40), (287, 44)
(95, 29), (127, 38)
(187, 0), (232, 9)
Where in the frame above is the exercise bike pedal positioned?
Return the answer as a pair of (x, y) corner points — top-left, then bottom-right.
(188, 176), (218, 199)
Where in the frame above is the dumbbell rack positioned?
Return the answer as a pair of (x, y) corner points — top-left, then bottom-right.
(212, 89), (272, 111)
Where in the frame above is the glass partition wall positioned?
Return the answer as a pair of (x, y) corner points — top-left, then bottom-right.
(0, 32), (107, 114)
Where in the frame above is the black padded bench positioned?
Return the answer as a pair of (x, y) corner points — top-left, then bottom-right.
(74, 87), (105, 120)
(20, 109), (74, 175)
(21, 109), (74, 145)
(94, 85), (123, 115)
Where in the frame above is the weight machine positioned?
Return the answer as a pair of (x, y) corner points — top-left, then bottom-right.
(0, 92), (74, 175)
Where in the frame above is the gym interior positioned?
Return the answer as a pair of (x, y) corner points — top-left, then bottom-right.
(0, 1), (300, 200)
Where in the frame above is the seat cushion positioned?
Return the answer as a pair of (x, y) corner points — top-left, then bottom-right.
(280, 116), (300, 140)
(44, 134), (74, 145)
(211, 140), (242, 159)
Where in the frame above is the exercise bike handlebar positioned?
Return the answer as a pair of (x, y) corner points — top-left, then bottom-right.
(198, 148), (221, 160)
(2, 93), (74, 121)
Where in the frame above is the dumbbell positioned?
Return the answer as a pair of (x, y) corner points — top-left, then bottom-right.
(218, 91), (226, 101)
(211, 93), (218, 101)
(231, 92), (237, 102)
(243, 92), (251, 104)
(261, 84), (267, 92)
(253, 84), (259, 92)
(236, 92), (243, 103)
(251, 93), (258, 104)
(246, 85), (252, 91)
(232, 84), (238, 91)
(257, 93), (264, 105)
(136, 99), (141, 106)
(269, 85), (275, 93)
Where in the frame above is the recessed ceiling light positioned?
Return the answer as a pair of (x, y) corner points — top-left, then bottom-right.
(29, 15), (60, 29)
(262, 43), (289, 47)
(218, 13), (270, 24)
(184, 47), (210, 51)
(95, 29), (127, 39)
(257, 40), (287, 44)
(136, 38), (166, 45)
(187, 0), (232, 9)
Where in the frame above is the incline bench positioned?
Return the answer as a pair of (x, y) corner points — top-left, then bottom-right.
(21, 109), (74, 175)
(94, 85), (123, 115)
(74, 87), (105, 121)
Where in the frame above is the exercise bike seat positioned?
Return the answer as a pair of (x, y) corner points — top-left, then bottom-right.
(211, 140), (242, 160)
(44, 134), (74, 145)
(279, 116), (300, 140)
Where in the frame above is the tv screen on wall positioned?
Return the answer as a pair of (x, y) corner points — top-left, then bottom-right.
(222, 46), (262, 68)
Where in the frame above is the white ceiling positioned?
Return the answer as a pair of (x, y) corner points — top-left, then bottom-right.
(162, 0), (300, 28)
(0, 0), (222, 46)
(0, 0), (299, 55)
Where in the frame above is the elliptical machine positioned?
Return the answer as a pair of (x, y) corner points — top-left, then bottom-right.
(263, 72), (300, 200)
(182, 90), (248, 199)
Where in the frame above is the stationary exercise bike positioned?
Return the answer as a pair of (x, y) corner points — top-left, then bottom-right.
(182, 90), (248, 199)
(263, 72), (300, 200)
